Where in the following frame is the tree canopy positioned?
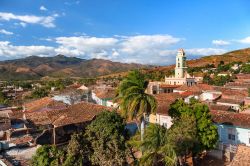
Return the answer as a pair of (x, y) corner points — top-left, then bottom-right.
(85, 111), (127, 166)
(169, 99), (218, 152)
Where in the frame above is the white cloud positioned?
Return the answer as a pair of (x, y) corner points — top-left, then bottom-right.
(0, 41), (55, 60)
(237, 36), (250, 44)
(0, 29), (13, 35)
(212, 40), (230, 46)
(186, 48), (227, 59)
(0, 34), (228, 65)
(0, 12), (57, 28)
(40, 6), (48, 11)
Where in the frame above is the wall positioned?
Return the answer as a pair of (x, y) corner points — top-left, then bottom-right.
(156, 114), (173, 129)
(216, 124), (250, 146)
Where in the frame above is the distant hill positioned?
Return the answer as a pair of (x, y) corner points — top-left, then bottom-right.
(0, 55), (148, 80)
(100, 47), (250, 78)
(148, 47), (250, 73)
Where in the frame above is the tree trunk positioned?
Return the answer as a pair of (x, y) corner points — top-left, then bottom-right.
(140, 117), (145, 141)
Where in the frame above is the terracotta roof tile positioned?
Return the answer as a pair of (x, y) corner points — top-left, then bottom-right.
(175, 84), (214, 93)
(24, 97), (67, 113)
(154, 93), (183, 115)
(50, 102), (113, 127)
(93, 89), (116, 99)
(217, 98), (243, 105)
(211, 110), (250, 128)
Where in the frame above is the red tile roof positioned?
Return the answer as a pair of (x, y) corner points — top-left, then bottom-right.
(159, 84), (180, 88)
(211, 110), (250, 128)
(154, 93), (183, 115)
(207, 104), (231, 112)
(24, 97), (67, 113)
(94, 89), (116, 99)
(175, 84), (214, 93)
(217, 98), (243, 105)
(49, 102), (113, 127)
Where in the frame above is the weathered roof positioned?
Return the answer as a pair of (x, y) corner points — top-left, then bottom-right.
(24, 97), (67, 113)
(230, 145), (250, 166)
(94, 88), (116, 99)
(211, 110), (250, 128)
(207, 104), (231, 112)
(50, 102), (113, 127)
(216, 98), (243, 105)
(175, 84), (214, 93)
(154, 93), (183, 115)
(159, 84), (180, 88)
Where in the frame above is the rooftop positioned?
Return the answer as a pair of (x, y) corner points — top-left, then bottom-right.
(175, 84), (214, 93)
(49, 102), (113, 127)
(24, 97), (68, 113)
(216, 98), (243, 105)
(211, 110), (250, 128)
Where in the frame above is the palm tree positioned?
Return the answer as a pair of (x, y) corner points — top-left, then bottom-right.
(128, 124), (177, 166)
(116, 70), (157, 140)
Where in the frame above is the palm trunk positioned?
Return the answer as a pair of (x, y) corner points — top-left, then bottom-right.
(140, 117), (145, 141)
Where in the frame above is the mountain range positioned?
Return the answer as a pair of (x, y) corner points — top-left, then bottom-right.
(0, 55), (147, 80)
(1, 47), (250, 80)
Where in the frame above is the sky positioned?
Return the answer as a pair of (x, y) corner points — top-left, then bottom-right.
(0, 0), (250, 65)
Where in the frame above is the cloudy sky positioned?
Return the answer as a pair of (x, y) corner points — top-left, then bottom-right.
(0, 0), (250, 65)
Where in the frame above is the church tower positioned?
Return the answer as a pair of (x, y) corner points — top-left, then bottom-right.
(175, 48), (187, 78)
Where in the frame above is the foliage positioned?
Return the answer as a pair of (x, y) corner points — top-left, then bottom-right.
(117, 70), (157, 121)
(168, 114), (197, 164)
(203, 74), (232, 86)
(169, 99), (218, 153)
(31, 88), (49, 98)
(128, 124), (177, 166)
(31, 145), (64, 166)
(85, 111), (127, 166)
(141, 124), (177, 166)
(79, 78), (96, 86)
(0, 91), (9, 105)
(213, 75), (232, 86)
(63, 133), (91, 166)
(241, 64), (250, 74)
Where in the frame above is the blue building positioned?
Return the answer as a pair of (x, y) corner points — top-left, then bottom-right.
(211, 110), (250, 147)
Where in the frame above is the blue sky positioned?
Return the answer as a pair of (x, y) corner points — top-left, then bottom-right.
(0, 0), (250, 65)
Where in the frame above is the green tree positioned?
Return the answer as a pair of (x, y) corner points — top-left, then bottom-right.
(63, 133), (91, 166)
(169, 99), (218, 154)
(31, 145), (64, 166)
(31, 88), (49, 98)
(0, 91), (9, 105)
(168, 114), (197, 165)
(116, 70), (157, 140)
(85, 111), (127, 166)
(141, 124), (177, 166)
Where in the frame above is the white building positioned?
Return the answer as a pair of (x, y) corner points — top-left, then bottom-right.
(165, 49), (196, 86)
(147, 49), (196, 95)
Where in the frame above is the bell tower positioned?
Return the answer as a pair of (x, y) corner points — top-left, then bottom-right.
(175, 48), (187, 78)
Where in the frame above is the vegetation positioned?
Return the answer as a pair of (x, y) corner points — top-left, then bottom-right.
(203, 74), (232, 86)
(85, 111), (127, 166)
(0, 91), (9, 105)
(30, 88), (49, 99)
(63, 133), (91, 166)
(116, 70), (157, 140)
(167, 114), (197, 165)
(129, 124), (177, 166)
(32, 111), (127, 166)
(169, 99), (219, 154)
(31, 145), (64, 166)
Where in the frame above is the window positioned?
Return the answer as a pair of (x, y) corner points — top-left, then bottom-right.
(153, 90), (157, 94)
(178, 63), (180, 67)
(228, 128), (236, 141)
(228, 134), (235, 141)
(162, 123), (167, 128)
